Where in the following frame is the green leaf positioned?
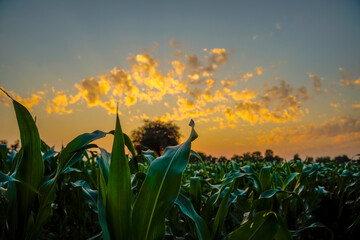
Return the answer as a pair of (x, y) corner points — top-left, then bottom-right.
(33, 130), (107, 238)
(282, 172), (300, 191)
(71, 180), (98, 212)
(228, 211), (281, 240)
(99, 147), (111, 183)
(190, 150), (209, 178)
(7, 100), (44, 239)
(259, 166), (272, 191)
(142, 149), (157, 164)
(189, 177), (202, 213)
(0, 172), (39, 194)
(132, 119), (198, 240)
(211, 182), (234, 239)
(56, 130), (107, 175)
(274, 214), (293, 240)
(98, 181), (111, 240)
(291, 222), (333, 240)
(124, 133), (136, 157)
(175, 192), (211, 240)
(105, 113), (132, 240)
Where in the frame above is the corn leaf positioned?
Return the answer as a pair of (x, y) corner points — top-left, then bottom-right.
(105, 113), (132, 240)
(211, 182), (234, 239)
(6, 100), (44, 239)
(32, 130), (107, 238)
(132, 120), (198, 240)
(228, 211), (280, 240)
(175, 192), (211, 240)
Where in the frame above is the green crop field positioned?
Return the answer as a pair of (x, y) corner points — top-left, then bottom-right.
(1, 92), (360, 240)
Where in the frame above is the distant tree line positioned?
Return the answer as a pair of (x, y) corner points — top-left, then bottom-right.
(0, 140), (19, 152)
(1, 119), (359, 165)
(192, 150), (358, 164)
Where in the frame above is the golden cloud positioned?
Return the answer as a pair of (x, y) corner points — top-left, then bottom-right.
(17, 92), (43, 111)
(258, 115), (360, 145)
(46, 91), (72, 114)
(256, 67), (264, 75)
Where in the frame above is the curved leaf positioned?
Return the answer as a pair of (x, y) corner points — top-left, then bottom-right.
(71, 180), (98, 212)
(132, 120), (198, 240)
(211, 182), (234, 239)
(7, 99), (44, 239)
(282, 172), (300, 191)
(228, 211), (281, 240)
(190, 150), (209, 178)
(175, 192), (211, 240)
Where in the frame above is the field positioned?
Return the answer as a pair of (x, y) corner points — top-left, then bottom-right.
(1, 94), (360, 240)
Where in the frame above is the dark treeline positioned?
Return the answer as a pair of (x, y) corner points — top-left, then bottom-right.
(191, 149), (359, 164)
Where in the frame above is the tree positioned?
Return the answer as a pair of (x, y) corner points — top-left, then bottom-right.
(251, 151), (263, 161)
(264, 149), (274, 162)
(293, 153), (301, 161)
(131, 120), (181, 156)
(334, 155), (350, 163)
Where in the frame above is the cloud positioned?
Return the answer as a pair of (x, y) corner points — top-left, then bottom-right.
(353, 104), (360, 109)
(0, 89), (7, 104)
(46, 91), (72, 114)
(239, 72), (254, 82)
(261, 79), (308, 111)
(2, 41), (312, 130)
(70, 77), (117, 114)
(183, 48), (229, 78)
(256, 67), (264, 75)
(169, 38), (181, 49)
(258, 115), (360, 145)
(109, 67), (139, 106)
(0, 87), (43, 110)
(72, 77), (111, 106)
(172, 60), (185, 76)
(308, 74), (323, 93)
(234, 100), (261, 124)
(224, 107), (237, 127)
(221, 79), (236, 88)
(230, 89), (258, 101)
(339, 68), (360, 88)
(17, 92), (43, 111)
(157, 72), (309, 127)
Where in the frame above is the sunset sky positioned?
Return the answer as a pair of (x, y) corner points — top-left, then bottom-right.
(1, 0), (360, 159)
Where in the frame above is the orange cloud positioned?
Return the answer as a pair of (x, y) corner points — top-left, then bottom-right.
(258, 116), (360, 145)
(230, 89), (258, 101)
(256, 67), (264, 75)
(46, 91), (72, 114)
(308, 74), (323, 93)
(339, 68), (360, 88)
(17, 92), (43, 111)
(240, 72), (254, 82)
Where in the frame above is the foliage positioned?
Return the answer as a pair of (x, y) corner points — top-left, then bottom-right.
(131, 120), (181, 156)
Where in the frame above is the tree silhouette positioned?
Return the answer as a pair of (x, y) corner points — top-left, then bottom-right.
(131, 120), (181, 156)
(251, 151), (263, 161)
(264, 149), (274, 162)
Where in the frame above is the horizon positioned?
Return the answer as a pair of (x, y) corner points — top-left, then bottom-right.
(1, 0), (360, 160)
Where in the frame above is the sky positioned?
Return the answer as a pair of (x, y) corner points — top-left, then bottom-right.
(0, 0), (360, 160)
